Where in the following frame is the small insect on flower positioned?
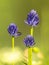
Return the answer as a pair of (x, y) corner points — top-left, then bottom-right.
(7, 23), (21, 37)
(25, 10), (39, 26)
(24, 35), (35, 47)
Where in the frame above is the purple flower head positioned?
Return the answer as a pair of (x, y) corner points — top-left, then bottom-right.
(24, 35), (35, 47)
(7, 23), (21, 37)
(25, 10), (39, 26)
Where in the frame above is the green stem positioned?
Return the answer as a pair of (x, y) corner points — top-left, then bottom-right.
(28, 27), (33, 65)
(28, 47), (32, 65)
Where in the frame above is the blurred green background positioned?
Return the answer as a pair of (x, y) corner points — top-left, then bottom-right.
(0, 0), (49, 65)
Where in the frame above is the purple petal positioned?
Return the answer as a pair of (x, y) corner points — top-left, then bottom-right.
(7, 23), (18, 36)
(24, 35), (35, 47)
(25, 9), (39, 26)
(13, 32), (22, 37)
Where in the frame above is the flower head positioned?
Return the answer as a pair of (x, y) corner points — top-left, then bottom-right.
(7, 23), (21, 37)
(24, 35), (35, 47)
(25, 10), (39, 26)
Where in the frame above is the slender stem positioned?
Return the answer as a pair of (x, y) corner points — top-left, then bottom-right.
(12, 36), (14, 65)
(28, 27), (33, 65)
(28, 47), (32, 65)
(12, 36), (14, 51)
(31, 27), (33, 36)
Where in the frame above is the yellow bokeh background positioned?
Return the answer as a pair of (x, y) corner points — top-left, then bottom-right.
(0, 0), (49, 65)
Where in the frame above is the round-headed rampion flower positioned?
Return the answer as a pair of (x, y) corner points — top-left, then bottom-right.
(25, 10), (39, 26)
(7, 23), (21, 37)
(24, 35), (35, 47)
